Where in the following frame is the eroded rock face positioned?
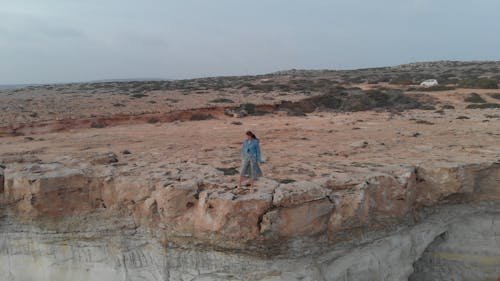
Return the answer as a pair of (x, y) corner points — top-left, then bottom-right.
(415, 162), (500, 205)
(0, 166), (4, 193)
(410, 213), (500, 281)
(4, 163), (94, 218)
(261, 198), (334, 237)
(326, 166), (417, 242)
(260, 181), (335, 238)
(0, 203), (497, 281)
(0, 160), (498, 281)
(273, 181), (332, 207)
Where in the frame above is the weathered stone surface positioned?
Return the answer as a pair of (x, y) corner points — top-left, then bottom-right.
(410, 212), (500, 281)
(0, 159), (498, 280)
(146, 180), (200, 221)
(0, 203), (497, 281)
(191, 188), (273, 241)
(89, 152), (118, 165)
(327, 168), (417, 240)
(328, 189), (370, 237)
(273, 181), (331, 207)
(415, 162), (497, 206)
(101, 174), (155, 207)
(138, 178), (278, 244)
(320, 171), (364, 190)
(0, 154), (40, 164)
(4, 163), (93, 218)
(0, 166), (4, 193)
(470, 162), (500, 200)
(261, 198), (334, 237)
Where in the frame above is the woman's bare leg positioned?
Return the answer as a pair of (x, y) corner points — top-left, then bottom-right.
(249, 179), (255, 189)
(239, 176), (245, 188)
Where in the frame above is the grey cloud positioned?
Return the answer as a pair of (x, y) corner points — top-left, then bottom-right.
(0, 12), (84, 40)
(36, 25), (84, 38)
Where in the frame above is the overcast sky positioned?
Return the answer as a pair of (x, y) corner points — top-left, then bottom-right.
(1, 0), (499, 84)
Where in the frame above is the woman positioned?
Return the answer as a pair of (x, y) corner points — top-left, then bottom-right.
(239, 130), (264, 188)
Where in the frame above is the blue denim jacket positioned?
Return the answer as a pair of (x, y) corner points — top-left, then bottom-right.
(242, 139), (263, 162)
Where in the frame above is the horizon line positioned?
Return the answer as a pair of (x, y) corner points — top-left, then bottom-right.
(2, 59), (499, 88)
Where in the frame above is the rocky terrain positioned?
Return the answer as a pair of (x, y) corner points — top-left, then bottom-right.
(0, 61), (499, 281)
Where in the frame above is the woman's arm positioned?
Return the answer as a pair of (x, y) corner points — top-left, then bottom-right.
(256, 141), (263, 163)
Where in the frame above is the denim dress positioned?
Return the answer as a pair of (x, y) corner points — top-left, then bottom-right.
(240, 139), (263, 180)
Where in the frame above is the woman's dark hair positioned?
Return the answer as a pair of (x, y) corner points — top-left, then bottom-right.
(246, 131), (258, 140)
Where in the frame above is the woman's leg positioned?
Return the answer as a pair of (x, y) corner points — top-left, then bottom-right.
(249, 178), (255, 189)
(239, 156), (251, 188)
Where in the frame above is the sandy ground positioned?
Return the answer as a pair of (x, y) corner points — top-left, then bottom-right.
(1, 81), (499, 125)
(0, 87), (311, 125)
(1, 97), (499, 185)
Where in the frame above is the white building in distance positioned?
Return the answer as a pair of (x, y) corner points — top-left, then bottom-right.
(420, 79), (439, 87)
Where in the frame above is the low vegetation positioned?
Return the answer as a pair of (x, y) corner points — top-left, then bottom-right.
(210, 98), (234, 103)
(130, 93), (148, 98)
(278, 88), (431, 115)
(488, 93), (500, 100)
(389, 74), (414, 85)
(238, 103), (256, 114)
(464, 93), (486, 103)
(458, 77), (498, 89)
(407, 85), (455, 92)
(190, 113), (213, 121)
(147, 117), (160, 124)
(90, 121), (106, 128)
(466, 103), (500, 109)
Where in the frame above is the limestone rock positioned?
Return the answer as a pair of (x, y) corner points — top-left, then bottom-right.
(90, 152), (118, 165)
(328, 168), (417, 240)
(0, 154), (39, 164)
(415, 162), (496, 206)
(261, 198), (334, 237)
(273, 181), (332, 207)
(0, 166), (4, 193)
(153, 180), (200, 220)
(102, 174), (156, 208)
(191, 188), (273, 241)
(4, 163), (93, 218)
(0, 157), (499, 281)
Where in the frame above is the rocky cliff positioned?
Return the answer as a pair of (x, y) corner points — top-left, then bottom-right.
(1, 158), (498, 281)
